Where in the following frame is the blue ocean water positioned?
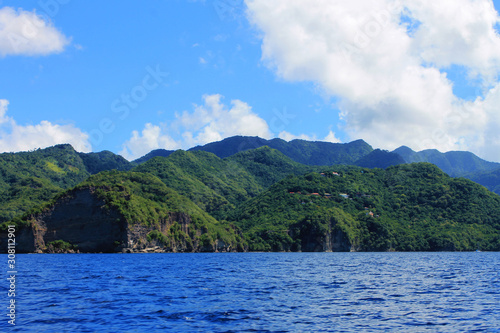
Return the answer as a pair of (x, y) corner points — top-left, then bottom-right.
(0, 252), (499, 332)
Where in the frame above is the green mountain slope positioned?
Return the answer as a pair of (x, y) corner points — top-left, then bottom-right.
(4, 171), (245, 253)
(0, 144), (90, 222)
(393, 146), (500, 195)
(131, 149), (175, 166)
(78, 150), (132, 174)
(133, 147), (314, 218)
(465, 167), (500, 195)
(225, 146), (314, 188)
(135, 136), (374, 166)
(229, 163), (500, 252)
(2, 142), (500, 253)
(133, 150), (259, 217)
(354, 149), (405, 168)
(0, 145), (132, 223)
(393, 146), (500, 177)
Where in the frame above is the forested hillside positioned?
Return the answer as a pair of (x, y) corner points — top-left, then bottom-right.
(0, 145), (131, 223)
(133, 147), (314, 218)
(228, 163), (500, 252)
(136, 136), (375, 166)
(5, 171), (245, 253)
(1, 139), (500, 253)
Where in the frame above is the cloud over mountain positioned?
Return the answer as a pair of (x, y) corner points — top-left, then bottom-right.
(0, 99), (91, 153)
(120, 94), (273, 160)
(245, 0), (500, 161)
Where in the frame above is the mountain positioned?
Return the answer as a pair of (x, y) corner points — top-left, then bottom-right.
(228, 163), (500, 252)
(134, 136), (375, 166)
(465, 167), (500, 195)
(133, 147), (315, 218)
(133, 150), (260, 218)
(78, 150), (132, 174)
(393, 146), (500, 195)
(225, 146), (315, 188)
(1, 171), (245, 253)
(0, 144), (91, 223)
(393, 146), (500, 177)
(2, 141), (500, 253)
(354, 149), (405, 169)
(0, 144), (131, 223)
(131, 149), (175, 165)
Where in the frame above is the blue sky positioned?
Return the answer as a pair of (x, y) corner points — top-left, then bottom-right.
(1, 0), (500, 161)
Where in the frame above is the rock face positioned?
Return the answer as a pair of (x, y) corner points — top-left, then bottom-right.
(0, 188), (128, 253)
(290, 218), (353, 252)
(0, 188), (233, 253)
(34, 189), (128, 253)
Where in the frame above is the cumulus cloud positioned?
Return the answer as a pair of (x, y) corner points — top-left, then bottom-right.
(177, 94), (273, 146)
(0, 99), (9, 124)
(245, 0), (500, 161)
(120, 94), (276, 160)
(279, 130), (341, 143)
(0, 7), (70, 56)
(0, 99), (91, 153)
(119, 123), (180, 161)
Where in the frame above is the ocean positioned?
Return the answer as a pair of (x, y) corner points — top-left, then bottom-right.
(1, 252), (499, 332)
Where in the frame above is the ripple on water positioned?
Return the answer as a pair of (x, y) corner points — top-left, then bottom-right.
(0, 252), (498, 332)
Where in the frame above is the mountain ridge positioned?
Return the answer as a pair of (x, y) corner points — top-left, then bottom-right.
(1, 140), (500, 253)
(133, 136), (375, 166)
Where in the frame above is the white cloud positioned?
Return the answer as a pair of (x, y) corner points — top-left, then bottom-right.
(119, 123), (179, 161)
(0, 99), (91, 153)
(464, 83), (500, 161)
(120, 94), (347, 160)
(178, 94), (273, 147)
(0, 99), (9, 124)
(245, 0), (500, 161)
(279, 130), (341, 143)
(324, 130), (342, 143)
(120, 94), (275, 160)
(0, 7), (70, 56)
(278, 131), (315, 142)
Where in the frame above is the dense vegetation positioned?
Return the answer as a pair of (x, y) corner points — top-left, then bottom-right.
(138, 135), (374, 166)
(133, 150), (260, 218)
(354, 149), (405, 169)
(133, 147), (315, 218)
(135, 135), (500, 195)
(0, 145), (90, 222)
(8, 171), (245, 251)
(393, 146), (500, 177)
(228, 163), (500, 251)
(464, 167), (500, 196)
(2, 138), (500, 252)
(0, 144), (132, 223)
(78, 150), (132, 174)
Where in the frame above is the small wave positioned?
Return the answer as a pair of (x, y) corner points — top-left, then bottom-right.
(358, 297), (386, 302)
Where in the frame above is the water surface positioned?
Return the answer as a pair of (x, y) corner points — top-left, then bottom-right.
(1, 252), (498, 332)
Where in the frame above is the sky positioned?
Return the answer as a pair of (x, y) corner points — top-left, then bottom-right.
(1, 0), (500, 162)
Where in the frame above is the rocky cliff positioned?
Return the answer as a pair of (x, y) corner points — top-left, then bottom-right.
(0, 186), (238, 253)
(290, 218), (354, 252)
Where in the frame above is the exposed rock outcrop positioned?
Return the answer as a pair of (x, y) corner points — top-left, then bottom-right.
(0, 187), (236, 253)
(290, 219), (353, 252)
